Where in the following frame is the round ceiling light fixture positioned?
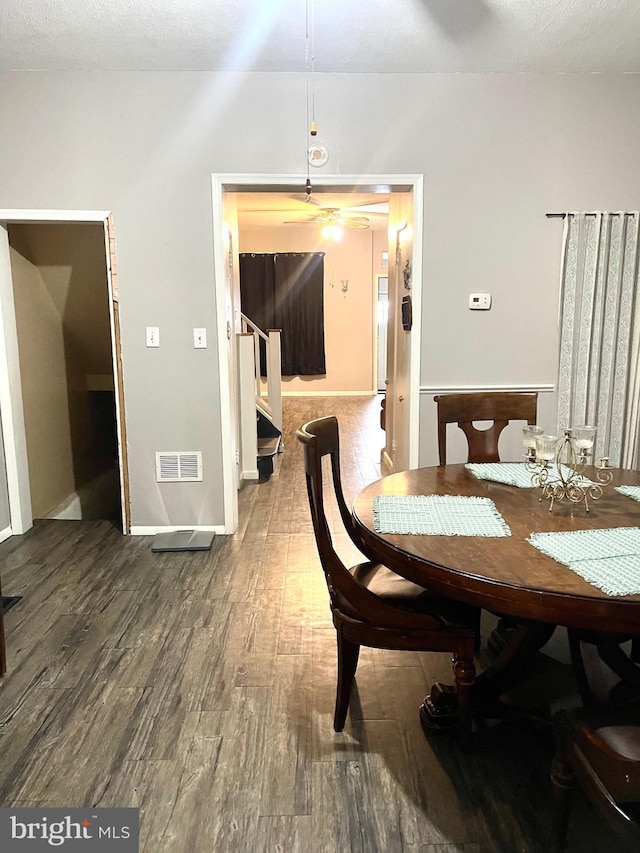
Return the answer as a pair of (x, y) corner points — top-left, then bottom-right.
(308, 143), (329, 167)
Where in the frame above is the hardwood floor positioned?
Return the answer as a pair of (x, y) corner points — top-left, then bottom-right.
(0, 396), (625, 851)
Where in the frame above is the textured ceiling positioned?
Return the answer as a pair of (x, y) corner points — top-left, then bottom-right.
(1, 0), (640, 73)
(235, 192), (389, 231)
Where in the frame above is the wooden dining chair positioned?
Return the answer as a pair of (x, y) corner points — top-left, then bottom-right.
(434, 391), (538, 465)
(297, 415), (477, 735)
(433, 392), (539, 649)
(550, 705), (640, 851)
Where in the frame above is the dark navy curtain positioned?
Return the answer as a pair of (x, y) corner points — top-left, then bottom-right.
(239, 252), (326, 376)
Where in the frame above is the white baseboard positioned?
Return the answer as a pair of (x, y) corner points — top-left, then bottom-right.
(0, 525), (12, 544)
(130, 525), (225, 536)
(46, 491), (83, 520)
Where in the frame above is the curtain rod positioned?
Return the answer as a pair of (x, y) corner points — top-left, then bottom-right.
(546, 212), (633, 219)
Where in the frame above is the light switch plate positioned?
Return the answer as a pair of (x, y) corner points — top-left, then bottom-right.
(193, 328), (207, 348)
(469, 293), (492, 310)
(146, 326), (160, 347)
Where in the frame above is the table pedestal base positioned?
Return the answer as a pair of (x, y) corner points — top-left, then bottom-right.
(419, 682), (460, 731)
(420, 620), (557, 734)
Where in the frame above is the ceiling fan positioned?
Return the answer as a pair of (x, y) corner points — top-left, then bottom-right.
(283, 207), (371, 229)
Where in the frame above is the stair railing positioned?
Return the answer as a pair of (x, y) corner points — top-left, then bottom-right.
(237, 314), (282, 482)
(240, 313), (282, 431)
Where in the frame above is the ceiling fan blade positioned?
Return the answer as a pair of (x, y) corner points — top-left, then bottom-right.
(248, 208), (318, 214)
(341, 203), (389, 216)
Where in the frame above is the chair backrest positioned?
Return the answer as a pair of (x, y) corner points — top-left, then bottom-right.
(296, 415), (436, 630)
(568, 629), (640, 706)
(434, 392), (538, 465)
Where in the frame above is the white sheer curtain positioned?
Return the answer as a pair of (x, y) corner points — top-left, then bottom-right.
(557, 212), (640, 468)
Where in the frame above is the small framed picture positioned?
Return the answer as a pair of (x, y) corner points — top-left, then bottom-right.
(381, 250), (388, 270)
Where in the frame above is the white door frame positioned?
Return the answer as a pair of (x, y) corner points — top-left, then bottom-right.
(0, 209), (129, 535)
(212, 174), (423, 533)
(375, 272), (389, 392)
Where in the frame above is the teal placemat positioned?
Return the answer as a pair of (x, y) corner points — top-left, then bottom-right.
(528, 527), (640, 596)
(465, 462), (537, 488)
(466, 462), (593, 489)
(616, 485), (640, 502)
(373, 494), (511, 537)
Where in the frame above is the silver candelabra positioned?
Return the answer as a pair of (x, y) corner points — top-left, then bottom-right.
(523, 426), (613, 512)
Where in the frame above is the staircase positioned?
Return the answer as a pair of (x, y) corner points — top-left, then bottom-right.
(256, 399), (282, 479)
(237, 315), (283, 482)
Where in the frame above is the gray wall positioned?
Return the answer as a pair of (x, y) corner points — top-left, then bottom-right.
(0, 71), (639, 526)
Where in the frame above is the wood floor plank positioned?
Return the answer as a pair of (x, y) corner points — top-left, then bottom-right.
(255, 535), (289, 591)
(257, 654), (311, 818)
(0, 686), (73, 795)
(254, 815), (314, 853)
(155, 734), (229, 852)
(1, 650), (141, 804)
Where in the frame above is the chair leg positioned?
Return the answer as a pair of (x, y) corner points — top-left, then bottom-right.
(550, 752), (576, 853)
(334, 629), (360, 732)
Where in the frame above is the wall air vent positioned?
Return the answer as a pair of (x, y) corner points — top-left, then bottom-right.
(155, 451), (202, 482)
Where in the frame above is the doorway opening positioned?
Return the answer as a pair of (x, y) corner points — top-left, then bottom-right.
(0, 211), (130, 537)
(212, 174), (424, 533)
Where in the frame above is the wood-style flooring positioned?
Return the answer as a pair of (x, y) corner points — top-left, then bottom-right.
(0, 396), (625, 851)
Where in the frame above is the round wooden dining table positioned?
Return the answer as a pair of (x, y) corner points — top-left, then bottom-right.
(352, 464), (640, 728)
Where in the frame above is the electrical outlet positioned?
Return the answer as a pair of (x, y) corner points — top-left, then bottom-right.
(469, 293), (491, 310)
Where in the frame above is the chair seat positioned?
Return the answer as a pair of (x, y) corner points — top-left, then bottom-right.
(571, 714), (640, 800)
(351, 561), (477, 625)
(552, 707), (640, 850)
